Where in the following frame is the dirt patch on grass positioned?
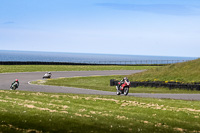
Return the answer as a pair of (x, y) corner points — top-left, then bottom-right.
(36, 80), (46, 84)
(0, 124), (42, 133)
(173, 127), (185, 132)
(20, 104), (58, 112)
(116, 115), (128, 120)
(0, 96), (69, 114)
(119, 100), (200, 115)
(74, 113), (92, 118)
(93, 97), (120, 103)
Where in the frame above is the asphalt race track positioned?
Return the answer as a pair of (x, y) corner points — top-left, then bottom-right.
(1, 70), (200, 101)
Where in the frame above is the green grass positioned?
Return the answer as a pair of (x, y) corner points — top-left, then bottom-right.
(0, 65), (157, 73)
(0, 90), (200, 133)
(128, 58), (200, 83)
(33, 75), (200, 94)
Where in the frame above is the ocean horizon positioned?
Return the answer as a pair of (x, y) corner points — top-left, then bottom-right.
(0, 50), (198, 64)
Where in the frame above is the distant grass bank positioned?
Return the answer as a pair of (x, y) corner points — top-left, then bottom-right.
(128, 59), (200, 83)
(0, 65), (158, 73)
(0, 90), (200, 133)
(32, 75), (200, 94)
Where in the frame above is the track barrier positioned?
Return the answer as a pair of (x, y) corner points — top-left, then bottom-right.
(0, 60), (190, 66)
(110, 79), (200, 91)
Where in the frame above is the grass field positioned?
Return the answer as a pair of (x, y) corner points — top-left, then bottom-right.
(0, 65), (157, 73)
(0, 90), (200, 133)
(1, 61), (200, 132)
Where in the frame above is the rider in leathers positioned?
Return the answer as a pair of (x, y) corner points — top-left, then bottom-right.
(117, 77), (129, 91)
(10, 79), (19, 90)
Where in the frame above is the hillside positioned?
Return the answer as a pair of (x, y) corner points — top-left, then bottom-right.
(128, 58), (200, 83)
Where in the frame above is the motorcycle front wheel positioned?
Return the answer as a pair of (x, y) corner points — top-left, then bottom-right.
(13, 86), (16, 90)
(124, 87), (129, 96)
(12, 85), (17, 90)
(116, 91), (120, 95)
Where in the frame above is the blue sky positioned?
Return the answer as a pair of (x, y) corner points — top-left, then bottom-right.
(0, 0), (200, 57)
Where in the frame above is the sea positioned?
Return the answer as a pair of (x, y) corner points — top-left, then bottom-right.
(0, 50), (198, 65)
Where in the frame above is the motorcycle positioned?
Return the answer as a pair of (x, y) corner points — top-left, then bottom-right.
(116, 80), (130, 96)
(43, 72), (52, 79)
(10, 82), (19, 90)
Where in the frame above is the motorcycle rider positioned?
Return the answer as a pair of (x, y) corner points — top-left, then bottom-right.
(47, 72), (52, 76)
(43, 72), (52, 78)
(117, 77), (129, 91)
(10, 79), (19, 90)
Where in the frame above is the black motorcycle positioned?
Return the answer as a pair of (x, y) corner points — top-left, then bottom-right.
(10, 82), (19, 90)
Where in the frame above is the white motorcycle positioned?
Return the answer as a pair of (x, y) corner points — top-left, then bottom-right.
(43, 72), (52, 78)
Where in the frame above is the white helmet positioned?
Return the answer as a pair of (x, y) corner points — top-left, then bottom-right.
(123, 77), (128, 80)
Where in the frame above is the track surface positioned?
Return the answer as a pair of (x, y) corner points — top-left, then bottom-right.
(1, 70), (200, 101)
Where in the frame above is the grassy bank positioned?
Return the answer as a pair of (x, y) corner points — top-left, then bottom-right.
(128, 59), (200, 83)
(33, 76), (200, 94)
(0, 90), (200, 133)
(0, 65), (157, 73)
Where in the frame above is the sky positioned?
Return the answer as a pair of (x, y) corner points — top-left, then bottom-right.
(0, 0), (200, 57)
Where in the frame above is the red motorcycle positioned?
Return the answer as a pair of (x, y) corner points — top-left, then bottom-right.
(116, 80), (130, 95)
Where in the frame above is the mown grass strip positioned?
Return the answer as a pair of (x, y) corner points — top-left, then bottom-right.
(0, 90), (200, 133)
(0, 65), (157, 73)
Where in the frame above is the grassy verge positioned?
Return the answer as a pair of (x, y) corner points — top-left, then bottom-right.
(128, 59), (200, 83)
(32, 76), (200, 94)
(0, 65), (157, 73)
(0, 90), (200, 133)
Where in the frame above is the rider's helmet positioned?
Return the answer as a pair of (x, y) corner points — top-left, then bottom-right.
(123, 77), (128, 81)
(48, 72), (51, 74)
(15, 79), (18, 82)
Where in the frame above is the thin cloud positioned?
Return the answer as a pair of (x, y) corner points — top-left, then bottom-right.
(3, 21), (15, 24)
(96, 3), (200, 16)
